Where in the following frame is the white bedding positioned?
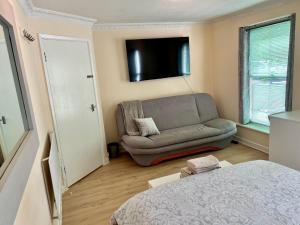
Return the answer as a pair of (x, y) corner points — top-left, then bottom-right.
(111, 160), (300, 225)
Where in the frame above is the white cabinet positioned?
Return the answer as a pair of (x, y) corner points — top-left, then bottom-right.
(269, 110), (300, 171)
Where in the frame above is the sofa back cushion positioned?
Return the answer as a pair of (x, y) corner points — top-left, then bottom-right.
(116, 93), (219, 137)
(142, 94), (201, 131)
(195, 94), (219, 123)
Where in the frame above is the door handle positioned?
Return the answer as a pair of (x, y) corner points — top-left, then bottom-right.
(0, 116), (6, 125)
(90, 104), (96, 112)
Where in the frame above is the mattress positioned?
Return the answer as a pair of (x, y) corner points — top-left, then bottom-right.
(111, 160), (300, 225)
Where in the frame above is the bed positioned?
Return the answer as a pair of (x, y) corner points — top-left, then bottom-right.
(111, 160), (300, 225)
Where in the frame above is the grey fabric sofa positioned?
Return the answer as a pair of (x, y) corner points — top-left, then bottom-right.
(116, 93), (237, 166)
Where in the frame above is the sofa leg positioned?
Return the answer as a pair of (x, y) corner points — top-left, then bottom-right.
(231, 140), (239, 144)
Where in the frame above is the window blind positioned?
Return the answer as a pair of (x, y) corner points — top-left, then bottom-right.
(247, 20), (292, 126)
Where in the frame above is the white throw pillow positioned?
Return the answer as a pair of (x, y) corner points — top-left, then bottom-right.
(134, 118), (160, 137)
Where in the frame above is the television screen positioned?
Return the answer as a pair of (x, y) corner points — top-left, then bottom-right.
(126, 37), (190, 82)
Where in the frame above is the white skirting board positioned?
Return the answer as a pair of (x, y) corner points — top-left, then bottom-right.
(233, 135), (269, 154)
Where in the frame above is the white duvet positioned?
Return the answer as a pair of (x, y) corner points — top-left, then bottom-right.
(111, 160), (300, 225)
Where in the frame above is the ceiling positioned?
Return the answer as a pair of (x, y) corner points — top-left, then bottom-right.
(31, 0), (276, 24)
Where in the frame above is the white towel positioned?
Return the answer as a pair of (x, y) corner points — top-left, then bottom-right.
(180, 167), (193, 178)
(190, 165), (220, 174)
(187, 155), (220, 173)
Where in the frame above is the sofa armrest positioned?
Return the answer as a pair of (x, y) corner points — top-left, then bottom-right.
(204, 118), (236, 134)
(116, 104), (126, 141)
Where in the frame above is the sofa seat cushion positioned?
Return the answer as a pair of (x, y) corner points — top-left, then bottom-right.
(204, 118), (236, 133)
(122, 123), (226, 149)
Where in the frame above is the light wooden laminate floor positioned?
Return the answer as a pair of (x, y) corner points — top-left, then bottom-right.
(62, 144), (268, 225)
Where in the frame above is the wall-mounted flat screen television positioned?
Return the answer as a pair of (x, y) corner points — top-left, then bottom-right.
(126, 37), (190, 82)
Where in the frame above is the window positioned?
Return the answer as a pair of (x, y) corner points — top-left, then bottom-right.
(239, 15), (296, 126)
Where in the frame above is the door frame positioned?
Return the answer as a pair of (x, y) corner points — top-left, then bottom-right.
(38, 34), (108, 188)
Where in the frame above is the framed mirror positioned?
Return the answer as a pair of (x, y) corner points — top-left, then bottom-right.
(0, 15), (31, 178)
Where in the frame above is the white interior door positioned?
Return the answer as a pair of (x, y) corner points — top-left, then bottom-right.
(40, 37), (103, 186)
(0, 41), (25, 159)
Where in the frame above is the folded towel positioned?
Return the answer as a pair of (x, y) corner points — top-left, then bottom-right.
(180, 167), (193, 178)
(120, 100), (144, 136)
(190, 165), (221, 174)
(187, 155), (220, 172)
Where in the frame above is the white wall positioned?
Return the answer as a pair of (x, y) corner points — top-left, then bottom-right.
(93, 24), (213, 142)
(1, 0), (299, 224)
